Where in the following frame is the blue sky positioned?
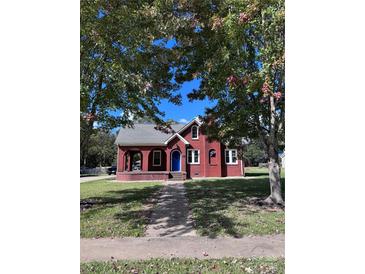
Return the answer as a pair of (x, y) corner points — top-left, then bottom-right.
(158, 79), (216, 123)
(107, 78), (215, 132)
(154, 39), (216, 123)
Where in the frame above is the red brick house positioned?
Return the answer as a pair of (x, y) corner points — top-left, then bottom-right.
(115, 117), (244, 181)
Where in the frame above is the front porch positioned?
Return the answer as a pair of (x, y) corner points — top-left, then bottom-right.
(116, 171), (187, 181)
(116, 146), (188, 181)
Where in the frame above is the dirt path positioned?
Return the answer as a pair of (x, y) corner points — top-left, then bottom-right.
(145, 181), (196, 237)
(80, 234), (284, 262)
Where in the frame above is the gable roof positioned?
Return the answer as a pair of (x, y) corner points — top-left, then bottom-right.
(164, 133), (190, 145)
(175, 117), (202, 135)
(115, 122), (186, 146)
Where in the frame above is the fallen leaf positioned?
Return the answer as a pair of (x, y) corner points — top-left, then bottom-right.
(245, 267), (253, 273)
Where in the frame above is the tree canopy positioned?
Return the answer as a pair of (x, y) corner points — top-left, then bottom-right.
(170, 0), (285, 150)
(80, 129), (116, 167)
(80, 0), (183, 130)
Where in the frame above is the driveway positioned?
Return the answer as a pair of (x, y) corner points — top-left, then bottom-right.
(80, 175), (116, 183)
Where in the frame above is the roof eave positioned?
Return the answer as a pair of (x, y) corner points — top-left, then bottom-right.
(177, 117), (202, 135)
(164, 133), (190, 145)
(117, 143), (167, 147)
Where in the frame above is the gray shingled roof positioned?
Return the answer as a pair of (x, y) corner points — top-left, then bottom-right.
(115, 123), (185, 146)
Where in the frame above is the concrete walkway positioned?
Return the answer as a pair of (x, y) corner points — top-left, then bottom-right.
(80, 175), (115, 183)
(145, 181), (196, 237)
(80, 234), (284, 262)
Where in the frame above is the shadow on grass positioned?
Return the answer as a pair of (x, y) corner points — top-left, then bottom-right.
(185, 177), (285, 238)
(80, 185), (163, 230)
(81, 185), (162, 207)
(244, 172), (269, 177)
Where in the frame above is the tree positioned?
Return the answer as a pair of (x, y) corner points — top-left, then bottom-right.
(80, 0), (183, 156)
(169, 0), (285, 204)
(81, 129), (116, 168)
(244, 140), (268, 166)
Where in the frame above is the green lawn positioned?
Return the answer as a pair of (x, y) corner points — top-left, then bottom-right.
(185, 174), (285, 237)
(80, 180), (163, 238)
(81, 257), (284, 274)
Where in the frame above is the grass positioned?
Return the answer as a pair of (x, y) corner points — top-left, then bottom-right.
(81, 257), (284, 274)
(80, 180), (163, 238)
(185, 171), (285, 237)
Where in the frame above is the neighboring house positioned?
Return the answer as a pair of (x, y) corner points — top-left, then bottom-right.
(115, 117), (244, 181)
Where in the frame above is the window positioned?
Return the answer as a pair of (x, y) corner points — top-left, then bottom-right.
(209, 149), (217, 165)
(225, 149), (238, 164)
(187, 149), (200, 164)
(191, 125), (199, 139)
(152, 150), (161, 166)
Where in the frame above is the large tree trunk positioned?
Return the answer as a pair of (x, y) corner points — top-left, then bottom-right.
(265, 154), (284, 205)
(264, 95), (284, 205)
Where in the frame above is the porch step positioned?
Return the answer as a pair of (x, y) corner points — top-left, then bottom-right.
(169, 176), (184, 180)
(169, 172), (186, 181)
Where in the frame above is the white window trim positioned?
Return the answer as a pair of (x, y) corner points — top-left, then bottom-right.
(152, 150), (162, 166)
(187, 149), (200, 164)
(191, 125), (199, 140)
(225, 149), (238, 165)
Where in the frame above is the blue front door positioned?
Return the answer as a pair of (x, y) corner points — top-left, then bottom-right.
(171, 151), (181, 171)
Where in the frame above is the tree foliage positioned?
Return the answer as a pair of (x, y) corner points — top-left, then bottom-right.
(81, 129), (116, 168)
(168, 0), (284, 151)
(80, 0), (187, 163)
(81, 0), (183, 129)
(244, 140), (268, 166)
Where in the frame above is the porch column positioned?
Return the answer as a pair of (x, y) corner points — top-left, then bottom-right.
(127, 151), (132, 171)
(166, 148), (171, 171)
(142, 150), (149, 171)
(117, 147), (124, 172)
(181, 146), (187, 172)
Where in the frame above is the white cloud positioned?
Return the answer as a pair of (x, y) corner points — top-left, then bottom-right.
(179, 118), (188, 123)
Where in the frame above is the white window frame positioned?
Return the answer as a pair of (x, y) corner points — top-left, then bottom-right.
(191, 125), (199, 140)
(225, 149), (238, 165)
(152, 150), (162, 166)
(187, 149), (200, 164)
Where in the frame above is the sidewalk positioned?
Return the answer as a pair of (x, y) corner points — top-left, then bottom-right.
(145, 181), (196, 237)
(80, 175), (115, 183)
(80, 234), (284, 262)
